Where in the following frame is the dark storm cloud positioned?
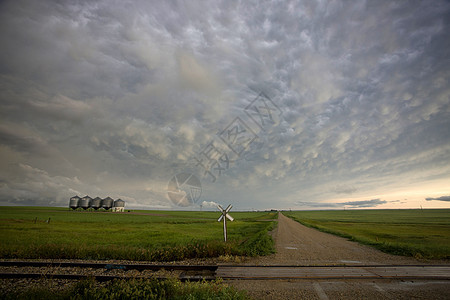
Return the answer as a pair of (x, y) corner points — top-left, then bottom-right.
(0, 124), (50, 156)
(343, 199), (387, 208)
(425, 196), (450, 202)
(296, 199), (387, 209)
(0, 0), (449, 208)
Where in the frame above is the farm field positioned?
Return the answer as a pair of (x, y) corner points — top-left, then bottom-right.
(0, 207), (276, 261)
(284, 209), (450, 259)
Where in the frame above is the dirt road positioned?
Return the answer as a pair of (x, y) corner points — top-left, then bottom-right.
(254, 212), (419, 266)
(226, 213), (449, 299)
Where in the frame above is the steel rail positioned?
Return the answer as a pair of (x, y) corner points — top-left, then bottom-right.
(1, 261), (449, 281)
(0, 272), (449, 281)
(216, 264), (450, 268)
(3, 261), (449, 269)
(0, 273), (214, 282)
(220, 276), (450, 280)
(0, 261), (218, 271)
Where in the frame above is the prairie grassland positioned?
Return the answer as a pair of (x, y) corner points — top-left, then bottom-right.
(284, 209), (450, 259)
(0, 207), (276, 261)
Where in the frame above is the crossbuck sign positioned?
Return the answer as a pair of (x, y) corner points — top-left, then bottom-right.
(217, 204), (234, 242)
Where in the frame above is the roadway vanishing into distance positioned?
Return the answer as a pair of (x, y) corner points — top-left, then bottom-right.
(222, 213), (450, 299)
(1, 213), (449, 299)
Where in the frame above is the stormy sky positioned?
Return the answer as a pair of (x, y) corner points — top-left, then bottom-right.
(0, 0), (449, 210)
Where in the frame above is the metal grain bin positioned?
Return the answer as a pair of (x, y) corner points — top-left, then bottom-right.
(101, 197), (114, 210)
(69, 196), (80, 210)
(90, 197), (102, 210)
(113, 199), (125, 212)
(80, 195), (92, 210)
(114, 199), (125, 207)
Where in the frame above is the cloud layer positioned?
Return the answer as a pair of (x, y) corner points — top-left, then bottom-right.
(0, 0), (449, 209)
(426, 196), (450, 202)
(297, 199), (387, 209)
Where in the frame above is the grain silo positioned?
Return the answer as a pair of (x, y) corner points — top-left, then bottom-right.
(69, 196), (81, 210)
(90, 197), (102, 210)
(101, 197), (114, 210)
(79, 195), (92, 210)
(113, 199), (125, 212)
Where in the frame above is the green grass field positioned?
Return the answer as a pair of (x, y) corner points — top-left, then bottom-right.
(284, 209), (450, 259)
(0, 207), (276, 261)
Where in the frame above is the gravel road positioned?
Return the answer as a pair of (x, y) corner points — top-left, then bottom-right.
(226, 212), (450, 299)
(252, 212), (420, 266)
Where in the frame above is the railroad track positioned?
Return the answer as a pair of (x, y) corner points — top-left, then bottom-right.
(217, 264), (450, 280)
(0, 261), (217, 272)
(0, 261), (217, 281)
(1, 261), (449, 281)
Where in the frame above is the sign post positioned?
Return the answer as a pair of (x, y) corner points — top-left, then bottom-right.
(217, 204), (234, 242)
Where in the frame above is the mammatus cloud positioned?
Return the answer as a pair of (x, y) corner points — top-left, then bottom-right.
(425, 196), (450, 202)
(0, 0), (449, 209)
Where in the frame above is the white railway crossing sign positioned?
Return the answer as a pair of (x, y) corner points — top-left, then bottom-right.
(217, 204), (234, 242)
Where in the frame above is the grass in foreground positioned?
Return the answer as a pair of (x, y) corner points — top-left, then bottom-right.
(0, 277), (249, 300)
(284, 209), (450, 259)
(0, 207), (276, 261)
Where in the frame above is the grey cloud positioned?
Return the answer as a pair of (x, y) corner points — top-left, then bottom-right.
(426, 196), (450, 202)
(342, 199), (387, 208)
(333, 185), (358, 194)
(295, 201), (341, 208)
(28, 95), (95, 123)
(0, 164), (83, 205)
(296, 199), (387, 209)
(0, 124), (49, 156)
(0, 0), (449, 209)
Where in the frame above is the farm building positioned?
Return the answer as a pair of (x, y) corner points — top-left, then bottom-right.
(69, 196), (125, 212)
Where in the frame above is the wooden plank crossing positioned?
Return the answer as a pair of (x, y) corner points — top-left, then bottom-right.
(366, 266), (450, 278)
(216, 265), (450, 280)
